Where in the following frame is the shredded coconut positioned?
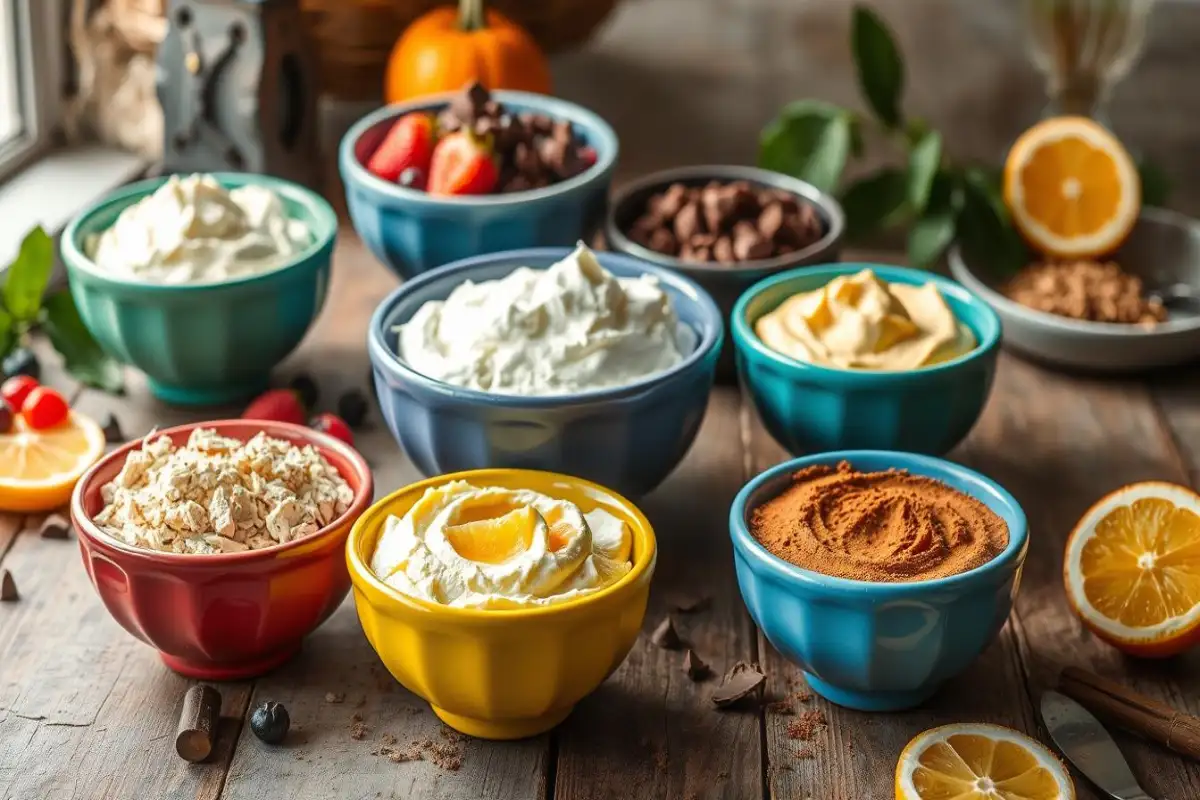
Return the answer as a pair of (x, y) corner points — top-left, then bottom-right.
(93, 428), (355, 554)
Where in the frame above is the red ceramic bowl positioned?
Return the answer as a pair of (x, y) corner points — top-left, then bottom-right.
(71, 420), (374, 680)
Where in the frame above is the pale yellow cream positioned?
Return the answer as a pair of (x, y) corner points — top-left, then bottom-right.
(754, 269), (976, 370)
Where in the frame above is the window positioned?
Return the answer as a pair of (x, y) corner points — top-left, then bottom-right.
(0, 0), (62, 184)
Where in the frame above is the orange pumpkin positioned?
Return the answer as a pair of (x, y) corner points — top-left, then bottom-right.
(384, 0), (552, 103)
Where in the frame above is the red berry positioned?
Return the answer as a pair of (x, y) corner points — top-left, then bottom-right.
(310, 413), (354, 446)
(428, 132), (498, 196)
(366, 113), (436, 184)
(22, 387), (69, 430)
(1, 375), (39, 411)
(242, 389), (307, 425)
(579, 146), (598, 168)
(0, 401), (13, 434)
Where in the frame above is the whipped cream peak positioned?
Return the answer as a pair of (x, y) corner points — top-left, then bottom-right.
(397, 243), (694, 395)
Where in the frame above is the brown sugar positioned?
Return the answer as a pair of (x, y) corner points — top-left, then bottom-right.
(786, 710), (827, 741)
(1002, 259), (1166, 326)
(751, 462), (1009, 583)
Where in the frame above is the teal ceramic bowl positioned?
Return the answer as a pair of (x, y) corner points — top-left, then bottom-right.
(60, 173), (337, 406)
(732, 264), (1001, 455)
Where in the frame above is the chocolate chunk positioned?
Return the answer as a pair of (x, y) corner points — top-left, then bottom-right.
(522, 113), (553, 135)
(449, 81), (490, 123)
(513, 141), (540, 176)
(176, 685), (221, 762)
(713, 236), (736, 264)
(684, 650), (711, 681)
(0, 569), (17, 601)
(481, 100), (501, 119)
(701, 187), (738, 234)
(733, 221), (773, 261)
(711, 661), (765, 708)
(102, 412), (124, 444)
(38, 513), (70, 540)
(671, 593), (712, 614)
(647, 228), (679, 255)
(673, 202), (703, 242)
(436, 109), (462, 134)
(650, 184), (689, 221)
(650, 616), (682, 649)
(493, 113), (522, 150)
(758, 203), (785, 240)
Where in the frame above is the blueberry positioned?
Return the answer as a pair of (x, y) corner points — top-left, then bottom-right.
(399, 167), (426, 190)
(289, 373), (319, 410)
(336, 389), (369, 429)
(249, 701), (290, 745)
(2, 347), (40, 381)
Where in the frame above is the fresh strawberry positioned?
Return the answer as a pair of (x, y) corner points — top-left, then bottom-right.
(242, 389), (306, 425)
(310, 413), (354, 446)
(1, 375), (39, 411)
(428, 132), (498, 196)
(366, 113), (436, 183)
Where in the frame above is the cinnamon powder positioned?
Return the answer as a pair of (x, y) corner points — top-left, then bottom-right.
(750, 462), (1008, 583)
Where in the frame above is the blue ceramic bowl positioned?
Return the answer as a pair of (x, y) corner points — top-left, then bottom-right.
(340, 91), (618, 281)
(732, 264), (1001, 455)
(731, 451), (1028, 712)
(60, 173), (337, 406)
(368, 248), (723, 497)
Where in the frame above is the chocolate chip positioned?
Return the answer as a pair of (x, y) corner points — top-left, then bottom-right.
(684, 650), (711, 681)
(1, 569), (17, 601)
(38, 513), (70, 540)
(650, 616), (682, 649)
(711, 661), (765, 708)
(449, 81), (490, 123)
(102, 412), (124, 444)
(673, 202), (703, 242)
(671, 593), (712, 614)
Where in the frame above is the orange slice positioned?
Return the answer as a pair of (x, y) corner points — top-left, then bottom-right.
(1064, 481), (1200, 657)
(444, 504), (538, 564)
(1003, 116), (1140, 258)
(0, 412), (106, 512)
(895, 723), (1074, 800)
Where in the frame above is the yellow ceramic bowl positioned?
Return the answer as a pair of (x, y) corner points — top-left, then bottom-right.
(346, 468), (657, 740)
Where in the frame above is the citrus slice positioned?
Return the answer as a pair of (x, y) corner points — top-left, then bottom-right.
(895, 723), (1074, 800)
(1064, 481), (1200, 657)
(444, 505), (538, 564)
(0, 411), (106, 512)
(1003, 116), (1140, 258)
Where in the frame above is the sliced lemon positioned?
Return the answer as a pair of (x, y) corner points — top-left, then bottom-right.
(896, 723), (1074, 800)
(0, 412), (106, 512)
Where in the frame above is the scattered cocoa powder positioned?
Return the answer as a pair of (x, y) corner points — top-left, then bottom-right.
(793, 746), (815, 760)
(786, 710), (827, 741)
(1002, 259), (1167, 326)
(766, 700), (795, 715)
(750, 462), (1009, 583)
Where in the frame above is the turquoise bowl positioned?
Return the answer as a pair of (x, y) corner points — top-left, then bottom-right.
(731, 450), (1028, 711)
(60, 173), (337, 406)
(732, 263), (1001, 455)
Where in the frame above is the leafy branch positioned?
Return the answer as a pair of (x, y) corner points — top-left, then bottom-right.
(0, 227), (123, 392)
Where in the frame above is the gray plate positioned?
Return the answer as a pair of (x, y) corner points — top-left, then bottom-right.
(948, 207), (1200, 372)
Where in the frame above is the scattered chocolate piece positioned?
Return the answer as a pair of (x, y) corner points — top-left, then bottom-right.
(0, 569), (17, 601)
(176, 685), (222, 762)
(325, 692), (345, 704)
(101, 412), (124, 444)
(670, 593), (711, 614)
(38, 513), (70, 540)
(711, 661), (765, 708)
(650, 615), (682, 649)
(684, 649), (711, 681)
(250, 700), (290, 745)
(336, 389), (369, 429)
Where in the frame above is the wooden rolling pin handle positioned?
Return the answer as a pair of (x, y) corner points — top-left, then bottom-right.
(1059, 666), (1200, 764)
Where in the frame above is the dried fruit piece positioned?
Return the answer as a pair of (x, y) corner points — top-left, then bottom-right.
(250, 701), (290, 744)
(711, 661), (765, 708)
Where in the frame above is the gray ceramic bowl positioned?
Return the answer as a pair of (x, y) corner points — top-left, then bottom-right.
(949, 208), (1200, 372)
(605, 165), (844, 381)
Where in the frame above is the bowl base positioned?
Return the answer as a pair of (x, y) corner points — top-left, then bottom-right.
(431, 704), (573, 740)
(159, 647), (298, 680)
(147, 376), (269, 407)
(804, 672), (939, 712)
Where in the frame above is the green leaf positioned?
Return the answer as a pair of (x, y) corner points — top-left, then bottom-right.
(956, 176), (1029, 275)
(41, 290), (124, 393)
(0, 308), (14, 360)
(907, 209), (956, 269)
(848, 115), (866, 159)
(1137, 158), (1171, 207)
(758, 103), (852, 193)
(839, 168), (908, 239)
(906, 130), (942, 214)
(3, 227), (54, 322)
(851, 4), (905, 128)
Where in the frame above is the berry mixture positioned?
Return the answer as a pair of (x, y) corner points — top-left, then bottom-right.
(364, 81), (598, 197)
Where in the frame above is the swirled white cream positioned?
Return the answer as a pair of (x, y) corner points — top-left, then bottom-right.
(87, 173), (311, 284)
(370, 481), (634, 609)
(396, 243), (695, 395)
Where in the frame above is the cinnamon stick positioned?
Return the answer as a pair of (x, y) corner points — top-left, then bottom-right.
(1059, 666), (1200, 763)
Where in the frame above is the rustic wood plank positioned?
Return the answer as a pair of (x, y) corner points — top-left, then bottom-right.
(960, 354), (1200, 799)
(552, 390), (763, 800)
(742, 392), (1039, 800)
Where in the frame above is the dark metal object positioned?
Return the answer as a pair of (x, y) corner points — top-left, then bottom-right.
(1042, 690), (1156, 800)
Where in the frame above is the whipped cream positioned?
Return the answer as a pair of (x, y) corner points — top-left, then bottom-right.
(370, 481), (633, 609)
(88, 174), (312, 284)
(396, 243), (694, 395)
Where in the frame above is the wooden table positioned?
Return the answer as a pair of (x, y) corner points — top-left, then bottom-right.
(2, 231), (1199, 800)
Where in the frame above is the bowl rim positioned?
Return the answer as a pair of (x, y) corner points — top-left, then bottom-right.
(59, 172), (339, 292)
(731, 262), (1002, 380)
(948, 207), (1200, 337)
(729, 450), (1028, 597)
(345, 467), (657, 620)
(339, 90), (618, 208)
(604, 164), (846, 273)
(70, 419), (375, 565)
(368, 246), (725, 406)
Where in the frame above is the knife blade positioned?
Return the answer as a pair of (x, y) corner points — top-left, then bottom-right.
(1041, 690), (1154, 800)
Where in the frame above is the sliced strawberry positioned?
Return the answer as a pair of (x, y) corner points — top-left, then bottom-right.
(428, 132), (498, 196)
(310, 412), (354, 446)
(366, 113), (436, 183)
(242, 389), (307, 426)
